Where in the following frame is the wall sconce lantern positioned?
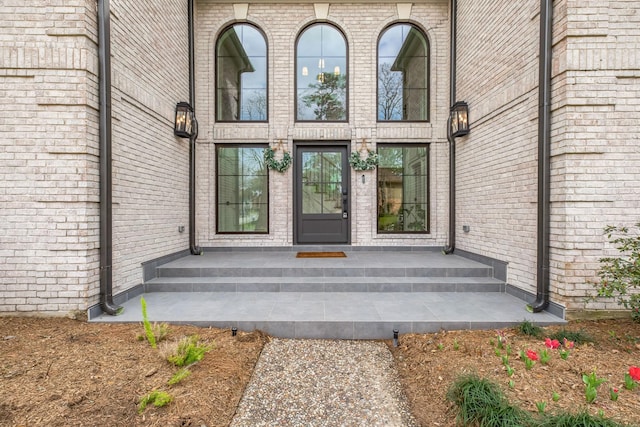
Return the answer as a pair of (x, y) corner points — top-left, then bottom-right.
(174, 102), (196, 138)
(450, 101), (470, 137)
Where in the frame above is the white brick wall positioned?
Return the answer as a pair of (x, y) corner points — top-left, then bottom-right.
(0, 0), (191, 314)
(456, 0), (640, 314)
(195, 0), (451, 247)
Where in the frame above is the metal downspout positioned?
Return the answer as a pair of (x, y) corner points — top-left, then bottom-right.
(97, 0), (122, 315)
(531, 0), (553, 312)
(443, 0), (457, 254)
(188, 0), (202, 255)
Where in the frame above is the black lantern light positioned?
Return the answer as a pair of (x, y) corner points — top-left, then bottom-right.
(174, 102), (196, 138)
(450, 101), (469, 137)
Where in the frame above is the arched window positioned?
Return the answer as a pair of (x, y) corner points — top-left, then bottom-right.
(296, 23), (347, 121)
(216, 24), (267, 121)
(378, 24), (429, 121)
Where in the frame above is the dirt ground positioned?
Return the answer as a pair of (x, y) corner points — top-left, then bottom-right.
(1, 316), (639, 427)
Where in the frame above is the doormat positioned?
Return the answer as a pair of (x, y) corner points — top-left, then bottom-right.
(296, 251), (347, 258)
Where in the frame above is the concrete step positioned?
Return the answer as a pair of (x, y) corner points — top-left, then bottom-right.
(155, 265), (494, 278)
(144, 276), (505, 293)
(91, 291), (566, 339)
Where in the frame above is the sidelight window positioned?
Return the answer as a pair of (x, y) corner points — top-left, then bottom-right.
(377, 145), (429, 233)
(216, 145), (268, 233)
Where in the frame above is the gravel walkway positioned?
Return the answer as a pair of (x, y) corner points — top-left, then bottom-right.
(230, 339), (419, 427)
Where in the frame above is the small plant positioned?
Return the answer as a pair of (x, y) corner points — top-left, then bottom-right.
(559, 338), (574, 360)
(501, 355), (509, 366)
(540, 349), (551, 365)
(536, 401), (547, 414)
(624, 373), (637, 390)
(521, 349), (538, 370)
(552, 391), (560, 402)
(138, 390), (173, 413)
(165, 335), (212, 367)
(453, 339), (460, 351)
(446, 373), (532, 427)
(583, 370), (607, 404)
(437, 342), (444, 350)
(538, 410), (630, 427)
(167, 368), (192, 386)
(141, 296), (157, 349)
(140, 297), (170, 349)
(626, 366), (640, 390)
(505, 365), (515, 377)
(508, 379), (515, 388)
(592, 223), (640, 322)
(516, 320), (543, 337)
(496, 330), (508, 349)
(609, 387), (619, 402)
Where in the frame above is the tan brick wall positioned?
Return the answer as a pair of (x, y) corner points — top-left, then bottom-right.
(0, 0), (191, 314)
(194, 0), (451, 247)
(455, 0), (640, 312)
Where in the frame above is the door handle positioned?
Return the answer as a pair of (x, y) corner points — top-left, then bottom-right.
(342, 190), (348, 219)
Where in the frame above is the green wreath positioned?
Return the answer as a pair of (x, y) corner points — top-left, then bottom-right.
(264, 146), (292, 173)
(349, 149), (379, 171)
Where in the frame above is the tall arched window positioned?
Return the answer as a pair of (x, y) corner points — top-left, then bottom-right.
(378, 24), (429, 121)
(216, 24), (267, 121)
(296, 23), (347, 121)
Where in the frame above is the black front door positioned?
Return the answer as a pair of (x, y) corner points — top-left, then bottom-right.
(295, 144), (349, 244)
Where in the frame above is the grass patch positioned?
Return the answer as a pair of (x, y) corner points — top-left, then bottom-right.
(446, 373), (533, 427)
(448, 373), (635, 427)
(538, 411), (633, 427)
(516, 320), (544, 338)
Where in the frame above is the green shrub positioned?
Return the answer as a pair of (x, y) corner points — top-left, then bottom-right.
(537, 410), (632, 427)
(138, 390), (173, 413)
(166, 335), (212, 367)
(593, 223), (640, 322)
(446, 373), (533, 427)
(447, 373), (635, 427)
(516, 320), (544, 338)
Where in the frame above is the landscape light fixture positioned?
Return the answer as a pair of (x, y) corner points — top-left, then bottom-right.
(449, 101), (470, 138)
(174, 102), (196, 138)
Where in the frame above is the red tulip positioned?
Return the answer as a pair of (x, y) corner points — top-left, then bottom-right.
(630, 366), (640, 381)
(545, 338), (560, 349)
(526, 349), (539, 361)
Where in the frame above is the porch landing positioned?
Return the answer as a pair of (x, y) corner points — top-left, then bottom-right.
(90, 248), (565, 339)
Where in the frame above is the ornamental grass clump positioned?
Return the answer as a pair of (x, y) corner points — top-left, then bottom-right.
(446, 373), (533, 427)
(164, 335), (212, 367)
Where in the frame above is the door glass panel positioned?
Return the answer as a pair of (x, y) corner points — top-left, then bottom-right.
(301, 151), (343, 214)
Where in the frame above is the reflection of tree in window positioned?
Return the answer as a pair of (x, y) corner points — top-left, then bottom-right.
(377, 145), (429, 233)
(301, 73), (346, 120)
(217, 146), (268, 233)
(378, 24), (429, 121)
(296, 24), (347, 121)
(216, 25), (267, 121)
